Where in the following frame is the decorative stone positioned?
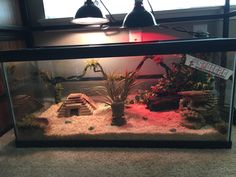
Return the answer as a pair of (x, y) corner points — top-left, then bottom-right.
(169, 128), (177, 133)
(214, 122), (228, 135)
(13, 95), (43, 120)
(147, 95), (180, 111)
(178, 90), (220, 130)
(142, 117), (148, 121)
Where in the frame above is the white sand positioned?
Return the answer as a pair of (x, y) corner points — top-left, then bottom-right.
(37, 103), (227, 141)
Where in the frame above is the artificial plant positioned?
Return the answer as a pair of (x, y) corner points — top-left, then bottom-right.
(39, 71), (65, 103)
(135, 55), (214, 109)
(83, 57), (153, 126)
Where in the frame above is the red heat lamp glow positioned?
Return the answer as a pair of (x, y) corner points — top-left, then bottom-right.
(128, 31), (178, 44)
(142, 32), (178, 42)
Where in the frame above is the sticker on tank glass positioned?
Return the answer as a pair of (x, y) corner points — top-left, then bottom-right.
(185, 55), (233, 80)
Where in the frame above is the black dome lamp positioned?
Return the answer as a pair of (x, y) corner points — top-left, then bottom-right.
(72, 0), (109, 25)
(122, 0), (157, 28)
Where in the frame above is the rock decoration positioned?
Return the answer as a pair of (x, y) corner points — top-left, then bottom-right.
(17, 115), (49, 129)
(147, 95), (180, 111)
(13, 95), (44, 120)
(178, 91), (221, 130)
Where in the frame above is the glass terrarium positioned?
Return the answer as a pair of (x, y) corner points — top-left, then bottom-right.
(1, 38), (236, 148)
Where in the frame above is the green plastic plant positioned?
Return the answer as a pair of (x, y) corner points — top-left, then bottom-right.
(84, 57), (154, 126)
(39, 71), (65, 103)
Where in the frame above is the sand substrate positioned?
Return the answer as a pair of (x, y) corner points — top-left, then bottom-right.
(28, 103), (227, 141)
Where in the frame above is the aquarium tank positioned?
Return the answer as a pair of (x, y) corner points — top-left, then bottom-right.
(0, 38), (236, 148)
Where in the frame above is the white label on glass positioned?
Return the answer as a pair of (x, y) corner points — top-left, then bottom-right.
(185, 55), (233, 80)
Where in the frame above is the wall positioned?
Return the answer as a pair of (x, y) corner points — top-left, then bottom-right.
(0, 0), (22, 25)
(0, 0), (26, 51)
(25, 0), (45, 25)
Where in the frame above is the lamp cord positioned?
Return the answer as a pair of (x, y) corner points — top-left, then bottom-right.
(145, 0), (211, 38)
(158, 24), (213, 38)
(147, 0), (155, 16)
(99, 0), (117, 22)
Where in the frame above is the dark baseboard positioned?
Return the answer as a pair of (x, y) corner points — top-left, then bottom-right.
(15, 140), (232, 149)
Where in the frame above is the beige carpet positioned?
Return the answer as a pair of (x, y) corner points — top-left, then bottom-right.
(0, 128), (236, 177)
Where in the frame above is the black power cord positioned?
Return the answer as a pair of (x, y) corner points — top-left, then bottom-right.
(146, 0), (212, 38)
(147, 0), (155, 16)
(158, 24), (213, 38)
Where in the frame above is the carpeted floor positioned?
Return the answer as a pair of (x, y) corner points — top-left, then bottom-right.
(0, 128), (236, 177)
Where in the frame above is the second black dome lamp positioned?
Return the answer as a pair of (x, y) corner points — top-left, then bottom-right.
(72, 0), (109, 25)
(122, 0), (157, 28)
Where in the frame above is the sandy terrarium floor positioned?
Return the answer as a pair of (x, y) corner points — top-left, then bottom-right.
(34, 102), (227, 141)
